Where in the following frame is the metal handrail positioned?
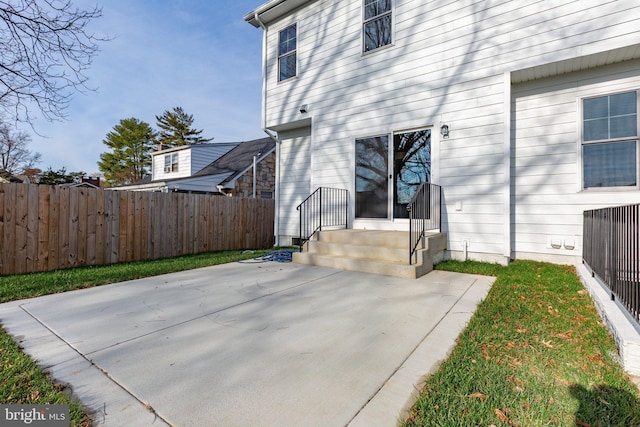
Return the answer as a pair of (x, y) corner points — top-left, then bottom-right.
(407, 183), (441, 264)
(296, 187), (349, 251)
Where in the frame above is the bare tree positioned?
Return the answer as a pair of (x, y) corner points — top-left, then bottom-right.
(0, 0), (105, 124)
(0, 122), (41, 174)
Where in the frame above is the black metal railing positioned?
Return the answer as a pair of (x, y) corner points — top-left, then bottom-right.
(583, 204), (640, 324)
(296, 187), (349, 251)
(407, 183), (442, 264)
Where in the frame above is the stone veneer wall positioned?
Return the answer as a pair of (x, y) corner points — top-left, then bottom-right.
(232, 151), (276, 198)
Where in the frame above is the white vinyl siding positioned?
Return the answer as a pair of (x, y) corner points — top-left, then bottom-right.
(511, 59), (640, 262)
(260, 0), (640, 262)
(276, 127), (312, 244)
(154, 149), (191, 180)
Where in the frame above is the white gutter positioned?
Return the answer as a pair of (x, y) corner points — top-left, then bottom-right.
(255, 12), (281, 246)
(245, 0), (286, 25)
(245, 0), (308, 27)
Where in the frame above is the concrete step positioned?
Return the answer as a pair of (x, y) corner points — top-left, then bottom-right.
(292, 251), (431, 280)
(306, 240), (409, 263)
(313, 229), (409, 248)
(294, 230), (447, 279)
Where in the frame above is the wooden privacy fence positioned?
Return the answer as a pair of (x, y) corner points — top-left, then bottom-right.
(0, 183), (275, 276)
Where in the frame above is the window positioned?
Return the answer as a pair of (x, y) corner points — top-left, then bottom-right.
(278, 24), (296, 81)
(164, 153), (179, 173)
(363, 0), (392, 53)
(582, 91), (638, 188)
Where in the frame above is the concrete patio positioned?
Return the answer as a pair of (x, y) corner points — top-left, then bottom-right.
(0, 261), (493, 426)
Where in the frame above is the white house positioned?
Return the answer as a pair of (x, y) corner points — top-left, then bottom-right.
(245, 0), (640, 265)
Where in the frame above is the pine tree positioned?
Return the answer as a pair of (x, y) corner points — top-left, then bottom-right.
(155, 106), (212, 147)
(98, 118), (155, 186)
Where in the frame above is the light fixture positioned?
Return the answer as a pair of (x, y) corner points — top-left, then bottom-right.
(299, 104), (308, 114)
(440, 123), (450, 139)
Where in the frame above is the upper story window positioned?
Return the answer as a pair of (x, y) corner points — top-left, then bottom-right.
(582, 91), (638, 189)
(363, 0), (392, 53)
(278, 24), (297, 81)
(164, 153), (179, 173)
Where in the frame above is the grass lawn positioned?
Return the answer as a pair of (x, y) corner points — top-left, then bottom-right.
(0, 248), (275, 426)
(404, 260), (640, 427)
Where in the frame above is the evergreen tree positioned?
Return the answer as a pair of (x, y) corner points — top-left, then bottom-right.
(38, 167), (86, 185)
(155, 106), (212, 147)
(98, 118), (155, 186)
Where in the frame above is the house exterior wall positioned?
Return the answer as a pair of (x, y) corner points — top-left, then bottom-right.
(276, 127), (312, 245)
(512, 59), (640, 264)
(152, 148), (192, 180)
(232, 151), (276, 198)
(255, 0), (640, 262)
(151, 144), (238, 182)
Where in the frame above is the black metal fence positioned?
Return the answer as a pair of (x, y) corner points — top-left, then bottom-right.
(583, 204), (640, 324)
(407, 183), (442, 264)
(296, 187), (349, 251)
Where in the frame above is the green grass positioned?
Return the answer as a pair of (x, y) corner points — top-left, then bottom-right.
(0, 249), (276, 303)
(0, 248), (281, 426)
(404, 260), (640, 427)
(0, 330), (90, 426)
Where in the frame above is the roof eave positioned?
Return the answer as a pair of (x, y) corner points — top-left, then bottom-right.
(244, 0), (313, 27)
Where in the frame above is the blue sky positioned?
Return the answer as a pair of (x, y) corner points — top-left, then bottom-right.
(29, 0), (265, 175)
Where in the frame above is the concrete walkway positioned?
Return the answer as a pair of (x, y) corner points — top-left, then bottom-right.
(0, 262), (494, 426)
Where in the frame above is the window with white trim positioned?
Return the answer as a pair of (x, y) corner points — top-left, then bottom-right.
(582, 91), (639, 189)
(278, 24), (296, 81)
(164, 153), (179, 173)
(363, 0), (392, 53)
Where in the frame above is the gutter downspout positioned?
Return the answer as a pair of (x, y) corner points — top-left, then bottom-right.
(255, 12), (281, 246)
(503, 71), (512, 263)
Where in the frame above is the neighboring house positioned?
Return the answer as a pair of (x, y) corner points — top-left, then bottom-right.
(113, 138), (276, 197)
(0, 172), (30, 184)
(59, 177), (101, 189)
(244, 0), (640, 265)
(193, 137), (276, 198)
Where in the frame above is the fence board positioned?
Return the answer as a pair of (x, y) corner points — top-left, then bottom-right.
(37, 186), (50, 271)
(2, 184), (15, 275)
(77, 188), (88, 266)
(48, 186), (59, 271)
(58, 188), (70, 270)
(87, 188), (97, 265)
(0, 184), (275, 275)
(15, 185), (28, 275)
(0, 184), (5, 273)
(68, 187), (79, 267)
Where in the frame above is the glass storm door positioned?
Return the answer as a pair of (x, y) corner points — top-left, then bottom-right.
(393, 129), (431, 218)
(355, 135), (389, 218)
(355, 130), (431, 220)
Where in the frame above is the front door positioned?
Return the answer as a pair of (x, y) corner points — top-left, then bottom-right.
(355, 129), (431, 220)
